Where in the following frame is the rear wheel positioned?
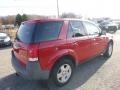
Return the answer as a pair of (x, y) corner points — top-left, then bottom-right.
(104, 42), (113, 57)
(50, 58), (74, 87)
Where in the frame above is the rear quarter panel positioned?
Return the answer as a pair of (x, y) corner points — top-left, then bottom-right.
(38, 20), (74, 70)
(38, 40), (75, 70)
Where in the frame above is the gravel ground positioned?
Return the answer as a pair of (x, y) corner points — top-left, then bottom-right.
(0, 30), (120, 90)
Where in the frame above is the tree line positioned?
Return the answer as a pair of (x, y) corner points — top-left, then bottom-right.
(15, 14), (28, 26)
(0, 14), (28, 26)
(0, 13), (82, 27)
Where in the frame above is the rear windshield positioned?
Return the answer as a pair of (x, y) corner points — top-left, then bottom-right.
(16, 21), (63, 43)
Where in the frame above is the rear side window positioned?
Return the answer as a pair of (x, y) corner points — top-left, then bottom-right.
(35, 21), (63, 42)
(17, 21), (63, 43)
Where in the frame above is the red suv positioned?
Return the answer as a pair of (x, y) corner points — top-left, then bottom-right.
(11, 18), (113, 86)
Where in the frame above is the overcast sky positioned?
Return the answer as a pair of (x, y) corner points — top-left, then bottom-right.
(0, 0), (120, 19)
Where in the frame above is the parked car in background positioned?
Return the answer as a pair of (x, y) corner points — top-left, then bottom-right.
(0, 33), (11, 47)
(113, 20), (120, 29)
(12, 18), (113, 87)
(99, 21), (118, 32)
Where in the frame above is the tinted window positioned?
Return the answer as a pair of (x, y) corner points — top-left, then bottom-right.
(17, 21), (63, 43)
(83, 22), (100, 35)
(67, 21), (86, 38)
(35, 21), (63, 42)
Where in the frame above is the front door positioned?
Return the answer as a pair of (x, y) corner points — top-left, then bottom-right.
(67, 20), (92, 63)
(82, 21), (105, 56)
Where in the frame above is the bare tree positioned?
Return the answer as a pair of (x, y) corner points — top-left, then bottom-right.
(60, 13), (82, 18)
(8, 15), (15, 24)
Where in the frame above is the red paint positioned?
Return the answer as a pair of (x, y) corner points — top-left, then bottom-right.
(12, 18), (112, 71)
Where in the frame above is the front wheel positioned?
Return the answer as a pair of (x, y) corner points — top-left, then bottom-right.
(50, 58), (74, 87)
(104, 42), (113, 58)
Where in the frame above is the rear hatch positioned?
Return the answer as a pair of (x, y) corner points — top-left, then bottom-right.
(13, 23), (36, 65)
(13, 21), (63, 65)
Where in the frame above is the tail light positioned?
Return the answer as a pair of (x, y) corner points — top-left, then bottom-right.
(28, 48), (39, 61)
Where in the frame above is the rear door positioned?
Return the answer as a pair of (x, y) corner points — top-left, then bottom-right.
(67, 20), (92, 63)
(83, 21), (106, 56)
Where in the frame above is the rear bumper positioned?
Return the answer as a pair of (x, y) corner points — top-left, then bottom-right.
(11, 51), (50, 80)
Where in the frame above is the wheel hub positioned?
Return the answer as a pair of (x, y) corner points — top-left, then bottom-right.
(57, 64), (72, 83)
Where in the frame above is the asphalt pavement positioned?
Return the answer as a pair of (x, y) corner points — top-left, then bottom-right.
(0, 30), (120, 90)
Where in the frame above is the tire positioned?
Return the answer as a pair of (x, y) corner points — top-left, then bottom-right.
(113, 27), (117, 32)
(104, 42), (113, 58)
(50, 58), (74, 87)
(110, 26), (117, 33)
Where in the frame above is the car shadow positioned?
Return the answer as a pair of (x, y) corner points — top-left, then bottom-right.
(0, 74), (48, 90)
(48, 56), (108, 90)
(0, 56), (108, 90)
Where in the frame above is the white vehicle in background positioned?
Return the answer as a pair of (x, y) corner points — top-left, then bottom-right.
(0, 33), (11, 47)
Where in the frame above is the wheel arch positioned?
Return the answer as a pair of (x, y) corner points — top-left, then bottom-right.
(49, 54), (77, 78)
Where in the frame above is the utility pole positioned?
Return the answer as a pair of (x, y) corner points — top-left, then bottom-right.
(57, 0), (59, 18)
